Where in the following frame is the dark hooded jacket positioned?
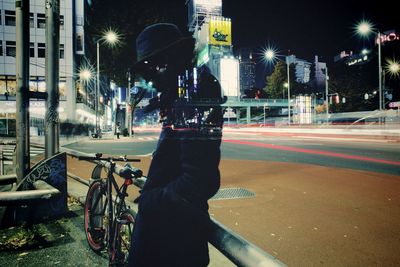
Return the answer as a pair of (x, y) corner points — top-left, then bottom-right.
(128, 71), (223, 267)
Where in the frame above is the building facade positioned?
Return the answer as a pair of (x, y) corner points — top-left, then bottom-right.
(0, 0), (93, 135)
(188, 0), (240, 99)
(286, 54), (312, 84)
(314, 55), (327, 90)
(238, 48), (256, 97)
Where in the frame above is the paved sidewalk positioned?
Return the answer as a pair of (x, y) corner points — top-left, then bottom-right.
(0, 155), (236, 267)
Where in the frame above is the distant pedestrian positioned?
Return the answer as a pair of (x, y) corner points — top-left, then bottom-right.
(116, 123), (121, 139)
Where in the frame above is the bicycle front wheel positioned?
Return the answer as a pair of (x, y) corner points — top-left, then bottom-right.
(84, 180), (107, 252)
(112, 210), (136, 266)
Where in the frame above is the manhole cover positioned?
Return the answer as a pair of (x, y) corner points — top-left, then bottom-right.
(211, 187), (256, 200)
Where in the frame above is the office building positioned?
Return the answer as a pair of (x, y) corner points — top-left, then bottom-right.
(0, 0), (92, 135)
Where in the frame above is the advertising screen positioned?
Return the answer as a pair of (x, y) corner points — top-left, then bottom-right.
(209, 18), (232, 46)
(220, 57), (239, 97)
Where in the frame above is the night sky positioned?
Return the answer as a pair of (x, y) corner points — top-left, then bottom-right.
(96, 0), (399, 88)
(219, 0), (399, 87)
(222, 0), (398, 57)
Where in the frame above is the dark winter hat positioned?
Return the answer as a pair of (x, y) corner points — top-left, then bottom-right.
(132, 23), (195, 72)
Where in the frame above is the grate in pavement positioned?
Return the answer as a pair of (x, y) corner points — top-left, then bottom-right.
(211, 187), (256, 200)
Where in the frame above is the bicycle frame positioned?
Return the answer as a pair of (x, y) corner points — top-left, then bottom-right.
(80, 153), (140, 264)
(90, 161), (132, 260)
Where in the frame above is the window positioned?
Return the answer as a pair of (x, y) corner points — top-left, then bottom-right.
(6, 76), (17, 96)
(59, 44), (64, 59)
(0, 77), (6, 95)
(59, 80), (66, 96)
(37, 13), (45, 29)
(76, 16), (83, 26)
(5, 10), (16, 26)
(38, 78), (46, 92)
(30, 13), (34, 28)
(0, 41), (3, 56)
(60, 15), (64, 30)
(30, 43), (35, 57)
(29, 77), (38, 92)
(38, 43), (46, 58)
(6, 41), (16, 57)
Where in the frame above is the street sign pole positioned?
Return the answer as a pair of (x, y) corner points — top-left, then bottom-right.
(15, 0), (30, 181)
(45, 0), (60, 158)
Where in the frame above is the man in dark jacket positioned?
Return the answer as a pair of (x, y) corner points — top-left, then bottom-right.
(128, 23), (224, 266)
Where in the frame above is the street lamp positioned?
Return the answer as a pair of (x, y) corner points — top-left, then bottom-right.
(356, 20), (383, 111)
(385, 58), (400, 78)
(95, 29), (121, 137)
(79, 67), (93, 82)
(263, 48), (291, 125)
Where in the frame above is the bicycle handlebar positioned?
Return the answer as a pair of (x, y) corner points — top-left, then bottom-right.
(77, 154), (141, 162)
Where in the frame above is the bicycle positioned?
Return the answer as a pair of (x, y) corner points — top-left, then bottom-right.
(78, 153), (143, 266)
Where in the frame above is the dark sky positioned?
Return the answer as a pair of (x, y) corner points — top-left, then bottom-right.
(96, 0), (398, 88)
(223, 0), (398, 59)
(215, 0), (399, 87)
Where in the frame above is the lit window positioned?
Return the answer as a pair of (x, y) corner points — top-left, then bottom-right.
(6, 41), (16, 57)
(59, 80), (66, 96)
(38, 43), (46, 58)
(6, 76), (17, 96)
(5, 10), (16, 26)
(0, 77), (6, 95)
(37, 13), (46, 29)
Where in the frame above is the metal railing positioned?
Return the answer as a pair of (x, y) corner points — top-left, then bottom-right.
(0, 174), (60, 206)
(62, 147), (287, 267)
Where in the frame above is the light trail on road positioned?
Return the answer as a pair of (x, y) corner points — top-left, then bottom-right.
(224, 139), (400, 166)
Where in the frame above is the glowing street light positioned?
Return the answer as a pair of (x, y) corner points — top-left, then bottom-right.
(385, 58), (400, 78)
(264, 49), (275, 61)
(79, 68), (93, 82)
(95, 28), (121, 137)
(263, 47), (291, 125)
(355, 19), (383, 111)
(104, 30), (119, 45)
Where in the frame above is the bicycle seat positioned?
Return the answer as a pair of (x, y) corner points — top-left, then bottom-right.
(119, 164), (143, 179)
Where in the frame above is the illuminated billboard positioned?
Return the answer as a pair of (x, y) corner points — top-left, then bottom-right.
(220, 57), (239, 97)
(294, 95), (312, 124)
(209, 17), (232, 46)
(194, 0), (222, 14)
(197, 45), (209, 66)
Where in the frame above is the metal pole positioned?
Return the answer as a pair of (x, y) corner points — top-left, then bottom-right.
(15, 0), (30, 181)
(128, 71), (131, 137)
(325, 66), (329, 123)
(45, 0), (60, 158)
(263, 105), (265, 126)
(6, 112), (9, 136)
(96, 42), (100, 136)
(378, 32), (383, 112)
(286, 58), (291, 125)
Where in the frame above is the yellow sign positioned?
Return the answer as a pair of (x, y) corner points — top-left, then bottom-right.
(209, 18), (232, 46)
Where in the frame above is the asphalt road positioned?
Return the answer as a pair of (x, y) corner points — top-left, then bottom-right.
(64, 131), (400, 175)
(61, 130), (400, 266)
